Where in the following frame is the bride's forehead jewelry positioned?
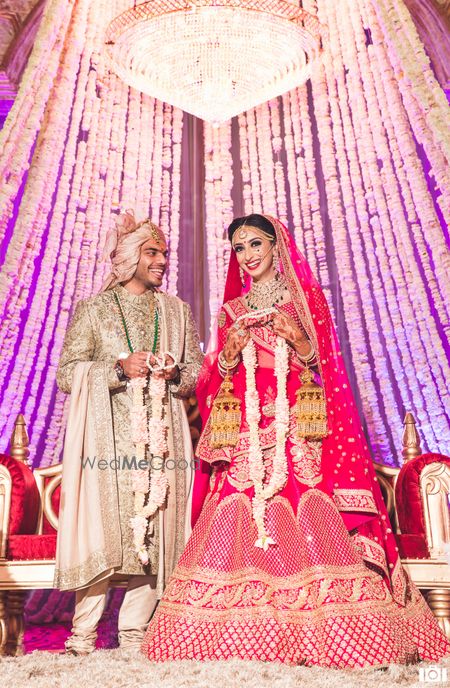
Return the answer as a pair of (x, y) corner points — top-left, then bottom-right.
(231, 217), (249, 245)
(232, 224), (274, 247)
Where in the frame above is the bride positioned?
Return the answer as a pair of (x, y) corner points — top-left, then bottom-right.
(141, 214), (449, 667)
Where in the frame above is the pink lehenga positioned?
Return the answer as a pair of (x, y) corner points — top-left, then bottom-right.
(141, 216), (449, 667)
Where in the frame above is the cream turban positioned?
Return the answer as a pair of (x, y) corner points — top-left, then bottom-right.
(100, 211), (166, 292)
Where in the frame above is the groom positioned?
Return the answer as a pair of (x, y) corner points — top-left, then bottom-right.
(55, 212), (203, 654)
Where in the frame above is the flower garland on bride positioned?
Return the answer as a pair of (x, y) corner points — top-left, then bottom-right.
(242, 336), (289, 551)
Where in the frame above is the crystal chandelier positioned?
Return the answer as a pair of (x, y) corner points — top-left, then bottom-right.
(105, 1), (322, 123)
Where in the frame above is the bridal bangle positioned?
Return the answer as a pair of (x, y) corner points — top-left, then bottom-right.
(296, 340), (316, 364)
(218, 350), (240, 377)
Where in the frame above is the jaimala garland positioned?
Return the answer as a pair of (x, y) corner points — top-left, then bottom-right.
(115, 290), (176, 565)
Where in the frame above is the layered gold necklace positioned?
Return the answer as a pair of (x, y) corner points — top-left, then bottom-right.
(245, 272), (288, 311)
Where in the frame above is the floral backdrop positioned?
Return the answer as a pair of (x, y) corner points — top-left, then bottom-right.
(0, 0), (448, 469)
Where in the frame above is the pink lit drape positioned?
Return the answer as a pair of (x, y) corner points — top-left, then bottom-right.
(203, 0), (450, 465)
(0, 0), (184, 466)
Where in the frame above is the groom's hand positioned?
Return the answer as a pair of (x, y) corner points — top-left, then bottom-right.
(120, 352), (149, 379)
(162, 353), (179, 381)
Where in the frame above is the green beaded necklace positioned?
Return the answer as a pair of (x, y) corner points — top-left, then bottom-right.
(113, 291), (159, 355)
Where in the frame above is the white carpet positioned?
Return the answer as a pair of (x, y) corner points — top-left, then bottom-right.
(1, 650), (449, 688)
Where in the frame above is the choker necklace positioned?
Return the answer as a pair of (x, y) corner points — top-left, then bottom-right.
(245, 272), (287, 311)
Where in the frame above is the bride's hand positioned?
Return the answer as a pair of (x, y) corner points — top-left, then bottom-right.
(244, 313), (273, 328)
(222, 323), (250, 362)
(272, 310), (306, 349)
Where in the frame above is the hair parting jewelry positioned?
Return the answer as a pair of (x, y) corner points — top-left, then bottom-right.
(231, 217), (249, 245)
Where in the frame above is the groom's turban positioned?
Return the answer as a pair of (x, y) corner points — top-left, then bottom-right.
(101, 211), (166, 292)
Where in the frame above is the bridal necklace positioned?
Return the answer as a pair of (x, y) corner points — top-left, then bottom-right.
(245, 271), (287, 311)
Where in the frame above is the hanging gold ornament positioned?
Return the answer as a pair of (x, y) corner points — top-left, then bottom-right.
(210, 374), (242, 448)
(296, 367), (327, 440)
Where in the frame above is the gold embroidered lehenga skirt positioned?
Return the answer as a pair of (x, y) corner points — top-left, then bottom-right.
(141, 410), (449, 667)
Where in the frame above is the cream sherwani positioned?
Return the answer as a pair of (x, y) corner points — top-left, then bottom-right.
(54, 285), (203, 650)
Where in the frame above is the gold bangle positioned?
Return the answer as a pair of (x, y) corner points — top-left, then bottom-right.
(297, 341), (315, 363)
(218, 350), (240, 370)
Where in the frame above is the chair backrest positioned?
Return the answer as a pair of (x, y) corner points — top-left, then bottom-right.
(395, 453), (450, 558)
(0, 452), (40, 554)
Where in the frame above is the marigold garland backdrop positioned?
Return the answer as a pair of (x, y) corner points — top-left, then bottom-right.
(0, 0), (448, 469)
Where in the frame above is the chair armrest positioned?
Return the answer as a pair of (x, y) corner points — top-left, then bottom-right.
(33, 464), (62, 533)
(374, 462), (400, 533)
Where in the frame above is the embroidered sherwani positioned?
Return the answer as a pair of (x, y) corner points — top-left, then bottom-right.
(55, 285), (203, 592)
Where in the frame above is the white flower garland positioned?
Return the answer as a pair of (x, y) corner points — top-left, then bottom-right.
(242, 337), (289, 551)
(204, 119), (233, 331)
(129, 367), (169, 565)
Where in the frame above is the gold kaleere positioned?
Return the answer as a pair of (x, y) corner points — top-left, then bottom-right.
(210, 374), (242, 448)
(296, 367), (328, 440)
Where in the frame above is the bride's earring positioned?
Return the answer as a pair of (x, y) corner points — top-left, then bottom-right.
(239, 266), (246, 286)
(272, 244), (279, 268)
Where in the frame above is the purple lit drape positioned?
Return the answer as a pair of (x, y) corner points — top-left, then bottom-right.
(0, 0), (449, 473)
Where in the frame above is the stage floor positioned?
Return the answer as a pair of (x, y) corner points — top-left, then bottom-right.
(4, 647), (448, 688)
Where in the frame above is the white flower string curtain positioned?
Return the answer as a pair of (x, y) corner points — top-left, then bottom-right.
(204, 0), (450, 464)
(0, 0), (184, 466)
(204, 120), (234, 323)
(0, 0), (448, 469)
